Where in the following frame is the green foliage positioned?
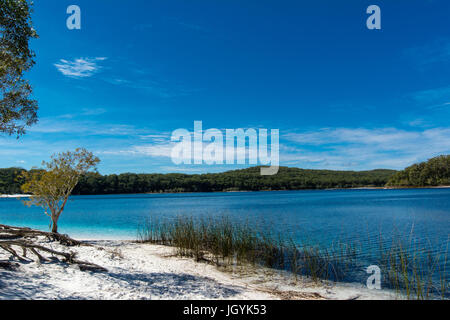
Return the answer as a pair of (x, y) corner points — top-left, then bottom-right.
(0, 0), (38, 136)
(387, 155), (450, 187)
(20, 148), (100, 233)
(0, 167), (24, 194)
(0, 166), (396, 195)
(71, 167), (396, 195)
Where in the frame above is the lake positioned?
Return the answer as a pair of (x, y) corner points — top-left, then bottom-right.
(1, 188), (449, 290)
(1, 189), (448, 242)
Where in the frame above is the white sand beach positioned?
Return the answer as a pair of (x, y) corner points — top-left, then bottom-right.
(0, 237), (397, 300)
(0, 194), (31, 198)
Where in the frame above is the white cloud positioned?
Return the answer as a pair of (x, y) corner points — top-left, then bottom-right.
(29, 117), (139, 136)
(81, 108), (107, 116)
(412, 86), (450, 106)
(282, 127), (450, 170)
(284, 128), (420, 149)
(101, 140), (261, 164)
(97, 126), (450, 170)
(54, 57), (107, 78)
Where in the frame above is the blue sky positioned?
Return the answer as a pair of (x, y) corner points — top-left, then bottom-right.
(2, 0), (450, 174)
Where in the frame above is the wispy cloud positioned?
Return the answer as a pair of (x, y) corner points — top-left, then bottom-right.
(29, 117), (140, 136)
(80, 108), (107, 116)
(6, 110), (450, 173)
(54, 57), (107, 78)
(283, 127), (450, 170)
(102, 76), (197, 98)
(398, 86), (450, 128)
(284, 128), (419, 148)
(90, 126), (450, 171)
(101, 138), (262, 164)
(405, 38), (450, 68)
(138, 134), (171, 143)
(412, 86), (450, 106)
(164, 16), (207, 33)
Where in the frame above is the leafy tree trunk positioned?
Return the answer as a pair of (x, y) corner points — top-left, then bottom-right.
(51, 215), (58, 233)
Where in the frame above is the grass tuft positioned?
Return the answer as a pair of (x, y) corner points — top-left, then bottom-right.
(137, 215), (449, 300)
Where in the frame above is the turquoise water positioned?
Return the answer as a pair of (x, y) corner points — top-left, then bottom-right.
(1, 189), (449, 245)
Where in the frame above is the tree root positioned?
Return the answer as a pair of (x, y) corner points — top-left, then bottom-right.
(0, 240), (107, 272)
(0, 224), (88, 247)
(0, 225), (107, 273)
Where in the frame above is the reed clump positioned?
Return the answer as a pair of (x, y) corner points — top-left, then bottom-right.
(376, 233), (449, 300)
(137, 215), (448, 300)
(137, 215), (358, 283)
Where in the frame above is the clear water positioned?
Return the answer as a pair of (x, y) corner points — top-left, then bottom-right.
(1, 189), (449, 291)
(1, 189), (448, 242)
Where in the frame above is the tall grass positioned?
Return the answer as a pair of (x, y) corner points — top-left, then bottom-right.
(376, 230), (449, 300)
(137, 215), (449, 300)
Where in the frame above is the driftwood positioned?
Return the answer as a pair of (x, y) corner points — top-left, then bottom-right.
(0, 224), (86, 246)
(0, 225), (107, 273)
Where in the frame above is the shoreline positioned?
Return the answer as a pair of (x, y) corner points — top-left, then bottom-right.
(0, 194), (31, 198)
(1, 185), (450, 198)
(0, 238), (397, 300)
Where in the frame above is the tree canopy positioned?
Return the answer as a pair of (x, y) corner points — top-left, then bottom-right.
(0, 166), (395, 195)
(0, 166), (398, 196)
(0, 0), (38, 136)
(386, 155), (450, 187)
(72, 167), (396, 194)
(21, 149), (100, 233)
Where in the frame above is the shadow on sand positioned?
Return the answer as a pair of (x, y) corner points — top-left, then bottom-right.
(0, 266), (243, 299)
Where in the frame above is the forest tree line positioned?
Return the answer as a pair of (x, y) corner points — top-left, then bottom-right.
(0, 166), (396, 195)
(386, 155), (450, 187)
(2, 155), (448, 195)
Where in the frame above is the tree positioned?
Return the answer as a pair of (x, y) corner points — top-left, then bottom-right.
(0, 0), (38, 136)
(21, 148), (100, 233)
(386, 155), (450, 187)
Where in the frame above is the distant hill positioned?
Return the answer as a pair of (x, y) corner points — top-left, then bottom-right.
(386, 155), (450, 187)
(0, 166), (397, 195)
(72, 166), (397, 194)
(4, 156), (449, 194)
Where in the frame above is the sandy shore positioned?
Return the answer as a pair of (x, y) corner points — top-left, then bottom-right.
(0, 194), (31, 198)
(2, 186), (450, 199)
(0, 239), (397, 300)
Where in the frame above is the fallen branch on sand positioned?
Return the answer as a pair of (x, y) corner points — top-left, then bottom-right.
(0, 225), (107, 273)
(0, 224), (86, 246)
